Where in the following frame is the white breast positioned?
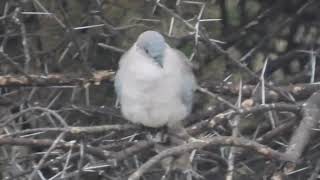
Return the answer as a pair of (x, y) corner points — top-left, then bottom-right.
(115, 45), (191, 127)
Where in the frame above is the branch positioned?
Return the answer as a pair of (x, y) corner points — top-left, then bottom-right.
(2, 124), (140, 137)
(210, 103), (300, 128)
(206, 82), (320, 101)
(129, 136), (294, 180)
(0, 70), (114, 87)
(0, 136), (111, 159)
(285, 90), (320, 162)
(0, 136), (152, 163)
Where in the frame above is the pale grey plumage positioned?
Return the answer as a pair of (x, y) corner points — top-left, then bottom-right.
(114, 31), (197, 128)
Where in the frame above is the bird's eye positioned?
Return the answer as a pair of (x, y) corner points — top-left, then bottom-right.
(145, 49), (149, 54)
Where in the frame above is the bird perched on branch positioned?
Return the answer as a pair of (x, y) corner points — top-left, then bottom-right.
(114, 30), (197, 129)
(115, 31), (198, 176)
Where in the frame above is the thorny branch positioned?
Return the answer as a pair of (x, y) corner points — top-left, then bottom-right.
(0, 0), (320, 180)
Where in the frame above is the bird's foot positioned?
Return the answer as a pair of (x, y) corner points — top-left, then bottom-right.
(146, 131), (168, 143)
(183, 169), (204, 180)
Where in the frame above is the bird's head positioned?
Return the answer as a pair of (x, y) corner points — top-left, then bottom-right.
(136, 31), (166, 67)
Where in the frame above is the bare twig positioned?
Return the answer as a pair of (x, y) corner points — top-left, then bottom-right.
(2, 124), (139, 137)
(129, 136), (293, 180)
(28, 132), (67, 180)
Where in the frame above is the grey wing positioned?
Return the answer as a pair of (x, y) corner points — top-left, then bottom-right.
(175, 50), (197, 112)
(114, 52), (128, 107)
(181, 71), (197, 112)
(114, 71), (122, 107)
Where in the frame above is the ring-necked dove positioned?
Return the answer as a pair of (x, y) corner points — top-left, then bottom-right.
(114, 31), (197, 128)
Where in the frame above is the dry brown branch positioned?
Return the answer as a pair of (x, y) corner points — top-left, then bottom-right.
(285, 90), (320, 162)
(28, 132), (67, 180)
(0, 136), (152, 162)
(0, 70), (114, 87)
(210, 103), (300, 128)
(2, 124), (140, 137)
(129, 136), (293, 180)
(186, 103), (300, 136)
(0, 136), (112, 159)
(257, 119), (297, 144)
(207, 82), (320, 102)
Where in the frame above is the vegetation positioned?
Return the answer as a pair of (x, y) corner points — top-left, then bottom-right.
(0, 0), (319, 179)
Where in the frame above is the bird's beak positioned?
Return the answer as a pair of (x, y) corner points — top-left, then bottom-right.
(156, 60), (163, 68)
(154, 55), (164, 68)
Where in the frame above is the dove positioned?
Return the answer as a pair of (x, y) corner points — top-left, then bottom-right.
(114, 31), (197, 128)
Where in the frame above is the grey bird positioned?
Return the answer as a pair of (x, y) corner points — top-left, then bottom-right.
(114, 31), (197, 128)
